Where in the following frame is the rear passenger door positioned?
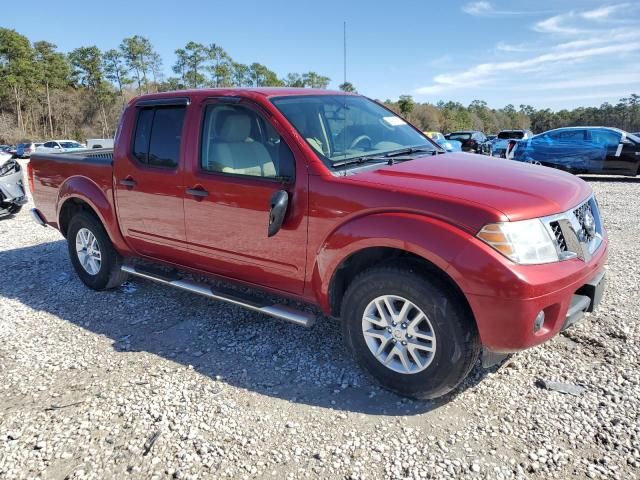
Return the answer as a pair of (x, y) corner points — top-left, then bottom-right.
(182, 98), (308, 294)
(114, 98), (188, 263)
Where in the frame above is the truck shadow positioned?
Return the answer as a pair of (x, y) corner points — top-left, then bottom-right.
(0, 240), (491, 416)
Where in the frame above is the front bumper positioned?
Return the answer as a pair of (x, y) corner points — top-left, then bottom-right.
(450, 234), (608, 353)
(0, 167), (27, 205)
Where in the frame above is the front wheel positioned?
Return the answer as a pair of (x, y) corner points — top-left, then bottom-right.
(341, 264), (480, 399)
(67, 211), (128, 290)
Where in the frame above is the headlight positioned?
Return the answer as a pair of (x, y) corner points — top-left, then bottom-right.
(477, 219), (559, 264)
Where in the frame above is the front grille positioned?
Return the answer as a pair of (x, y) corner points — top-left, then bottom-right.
(550, 221), (568, 251)
(543, 196), (603, 261)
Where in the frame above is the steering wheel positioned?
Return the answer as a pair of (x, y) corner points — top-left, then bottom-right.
(349, 135), (372, 150)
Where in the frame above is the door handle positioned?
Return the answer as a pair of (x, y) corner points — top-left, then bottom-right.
(186, 187), (209, 197)
(119, 178), (137, 188)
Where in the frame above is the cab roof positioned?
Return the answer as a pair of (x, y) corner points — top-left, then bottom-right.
(132, 88), (355, 104)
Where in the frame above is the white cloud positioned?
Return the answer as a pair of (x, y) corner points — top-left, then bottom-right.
(534, 3), (634, 34)
(462, 1), (493, 15)
(462, 1), (542, 16)
(581, 4), (628, 20)
(553, 29), (640, 50)
(522, 71), (640, 91)
(415, 44), (640, 95)
(496, 41), (532, 52)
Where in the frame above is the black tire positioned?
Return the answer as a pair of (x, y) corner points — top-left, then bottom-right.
(341, 264), (480, 399)
(67, 211), (128, 290)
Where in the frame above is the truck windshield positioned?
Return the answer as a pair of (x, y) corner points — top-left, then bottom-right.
(271, 95), (435, 165)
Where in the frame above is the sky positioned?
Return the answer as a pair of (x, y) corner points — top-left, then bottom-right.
(3, 0), (640, 110)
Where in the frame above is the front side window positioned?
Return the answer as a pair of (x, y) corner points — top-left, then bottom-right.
(200, 103), (294, 179)
(132, 106), (185, 167)
(553, 130), (586, 142)
(590, 129), (621, 147)
(60, 141), (83, 149)
(271, 95), (435, 166)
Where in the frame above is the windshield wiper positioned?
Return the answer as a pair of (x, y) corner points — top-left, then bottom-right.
(331, 156), (390, 168)
(384, 146), (437, 157)
(331, 145), (439, 169)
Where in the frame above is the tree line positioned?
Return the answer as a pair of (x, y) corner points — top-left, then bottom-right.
(1, 27), (638, 144)
(385, 95), (640, 135)
(0, 28), (332, 143)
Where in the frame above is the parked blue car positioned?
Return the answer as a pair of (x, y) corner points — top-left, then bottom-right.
(424, 131), (462, 152)
(509, 127), (640, 176)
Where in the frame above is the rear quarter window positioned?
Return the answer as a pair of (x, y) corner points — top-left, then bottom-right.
(132, 106), (185, 167)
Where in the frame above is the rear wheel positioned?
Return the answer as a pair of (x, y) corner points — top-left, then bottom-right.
(67, 211), (128, 290)
(341, 264), (480, 399)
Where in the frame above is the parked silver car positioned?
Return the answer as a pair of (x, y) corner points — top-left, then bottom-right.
(0, 155), (27, 217)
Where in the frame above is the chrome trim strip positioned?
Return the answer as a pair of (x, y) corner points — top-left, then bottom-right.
(121, 265), (315, 327)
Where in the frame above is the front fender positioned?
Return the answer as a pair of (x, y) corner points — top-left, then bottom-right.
(311, 212), (474, 314)
(57, 176), (132, 255)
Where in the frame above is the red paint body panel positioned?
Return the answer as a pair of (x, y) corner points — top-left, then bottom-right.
(29, 88), (608, 354)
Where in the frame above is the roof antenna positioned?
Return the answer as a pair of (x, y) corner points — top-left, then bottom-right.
(341, 20), (348, 175)
(343, 21), (347, 87)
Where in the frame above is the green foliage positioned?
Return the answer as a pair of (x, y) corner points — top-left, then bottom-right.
(339, 82), (357, 93)
(398, 95), (415, 117)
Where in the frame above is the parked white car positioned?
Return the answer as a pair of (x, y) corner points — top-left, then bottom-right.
(36, 140), (86, 154)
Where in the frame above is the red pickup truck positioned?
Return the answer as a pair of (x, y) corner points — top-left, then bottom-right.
(29, 88), (607, 399)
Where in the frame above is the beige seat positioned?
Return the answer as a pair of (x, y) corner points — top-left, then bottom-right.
(207, 112), (276, 177)
(287, 111), (328, 155)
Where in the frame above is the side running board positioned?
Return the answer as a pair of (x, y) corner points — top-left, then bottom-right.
(121, 265), (315, 328)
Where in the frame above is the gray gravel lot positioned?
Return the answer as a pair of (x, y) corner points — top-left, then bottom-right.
(0, 165), (639, 479)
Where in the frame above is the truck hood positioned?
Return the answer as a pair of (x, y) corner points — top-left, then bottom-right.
(354, 152), (592, 222)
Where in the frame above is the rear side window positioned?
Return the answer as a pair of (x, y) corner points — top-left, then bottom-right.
(132, 106), (185, 167)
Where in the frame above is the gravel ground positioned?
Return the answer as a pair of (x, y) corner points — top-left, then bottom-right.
(0, 165), (639, 480)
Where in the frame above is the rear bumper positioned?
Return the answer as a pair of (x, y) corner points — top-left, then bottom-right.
(451, 235), (608, 353)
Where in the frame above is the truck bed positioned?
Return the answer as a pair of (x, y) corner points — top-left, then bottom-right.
(29, 149), (115, 230)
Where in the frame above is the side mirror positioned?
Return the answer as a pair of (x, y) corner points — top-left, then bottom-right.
(268, 190), (289, 237)
(53, 145), (61, 149)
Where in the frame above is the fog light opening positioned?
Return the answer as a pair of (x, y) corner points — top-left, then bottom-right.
(533, 311), (545, 333)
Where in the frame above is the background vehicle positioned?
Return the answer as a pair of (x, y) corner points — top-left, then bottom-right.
(36, 140), (86, 154)
(0, 157), (26, 217)
(16, 142), (43, 158)
(488, 129), (533, 158)
(444, 130), (486, 153)
(509, 127), (640, 176)
(423, 131), (462, 152)
(29, 88), (607, 399)
(86, 138), (115, 149)
(6, 145), (17, 157)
